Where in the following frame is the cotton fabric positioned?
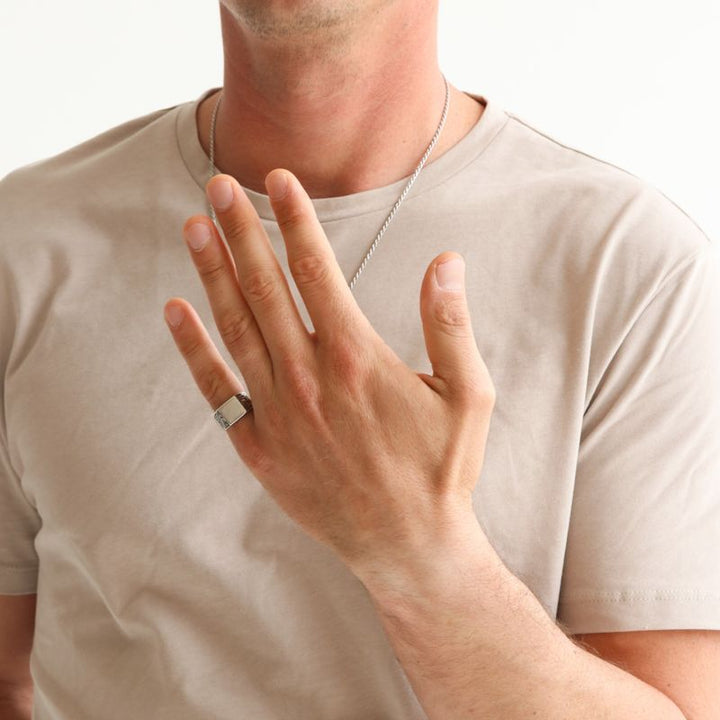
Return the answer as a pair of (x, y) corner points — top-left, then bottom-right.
(1, 86), (719, 719)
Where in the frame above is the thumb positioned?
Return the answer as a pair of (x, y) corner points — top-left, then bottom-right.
(419, 252), (490, 399)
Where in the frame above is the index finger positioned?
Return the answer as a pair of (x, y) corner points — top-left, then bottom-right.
(265, 169), (371, 342)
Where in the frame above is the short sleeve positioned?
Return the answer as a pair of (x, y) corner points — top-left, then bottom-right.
(0, 188), (41, 595)
(558, 241), (720, 633)
(0, 433), (40, 595)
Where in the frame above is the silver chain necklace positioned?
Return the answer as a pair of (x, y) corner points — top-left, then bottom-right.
(207, 75), (450, 292)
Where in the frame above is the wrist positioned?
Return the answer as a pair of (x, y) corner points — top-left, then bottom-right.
(352, 505), (499, 611)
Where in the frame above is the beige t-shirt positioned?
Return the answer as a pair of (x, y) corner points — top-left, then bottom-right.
(1, 86), (719, 719)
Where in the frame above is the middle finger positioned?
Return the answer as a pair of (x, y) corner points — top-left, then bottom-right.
(206, 173), (312, 368)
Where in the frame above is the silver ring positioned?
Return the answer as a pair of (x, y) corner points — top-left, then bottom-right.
(213, 392), (253, 429)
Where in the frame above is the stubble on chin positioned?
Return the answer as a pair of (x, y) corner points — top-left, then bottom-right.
(221, 0), (396, 40)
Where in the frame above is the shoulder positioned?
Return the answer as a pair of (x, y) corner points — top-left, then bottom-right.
(0, 99), (188, 262)
(495, 106), (712, 281)
(0, 101), (183, 227)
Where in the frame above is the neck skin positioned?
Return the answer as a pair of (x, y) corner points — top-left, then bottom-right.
(197, 1), (484, 199)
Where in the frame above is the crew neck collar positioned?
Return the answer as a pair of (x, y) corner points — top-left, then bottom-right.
(176, 85), (510, 223)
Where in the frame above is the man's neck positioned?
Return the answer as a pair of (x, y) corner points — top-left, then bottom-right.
(197, 1), (484, 199)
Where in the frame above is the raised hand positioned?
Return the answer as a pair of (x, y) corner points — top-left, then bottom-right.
(163, 170), (496, 587)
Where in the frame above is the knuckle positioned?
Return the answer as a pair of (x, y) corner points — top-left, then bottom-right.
(181, 333), (206, 362)
(433, 296), (470, 333)
(198, 258), (227, 286)
(196, 365), (227, 406)
(243, 267), (277, 304)
(458, 376), (496, 412)
(216, 311), (255, 352)
(277, 205), (308, 234)
(291, 252), (330, 288)
(328, 339), (368, 387)
(220, 212), (254, 241)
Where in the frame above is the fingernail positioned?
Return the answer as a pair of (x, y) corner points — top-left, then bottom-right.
(266, 171), (288, 201)
(165, 304), (184, 328)
(185, 222), (211, 251)
(435, 257), (465, 290)
(207, 178), (234, 211)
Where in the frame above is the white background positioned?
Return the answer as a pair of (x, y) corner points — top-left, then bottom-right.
(1, 1), (718, 241)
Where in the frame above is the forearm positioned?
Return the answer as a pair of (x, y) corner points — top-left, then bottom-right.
(0, 683), (32, 720)
(357, 517), (686, 720)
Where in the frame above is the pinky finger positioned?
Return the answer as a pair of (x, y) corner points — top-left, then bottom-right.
(163, 297), (257, 436)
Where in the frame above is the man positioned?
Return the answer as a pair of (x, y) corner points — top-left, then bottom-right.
(1, 1), (718, 718)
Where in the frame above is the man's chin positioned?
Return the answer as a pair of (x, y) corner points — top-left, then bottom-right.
(219, 0), (394, 40)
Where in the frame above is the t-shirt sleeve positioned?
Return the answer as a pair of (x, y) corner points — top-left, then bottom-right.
(0, 190), (41, 595)
(557, 240), (720, 634)
(0, 432), (39, 595)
